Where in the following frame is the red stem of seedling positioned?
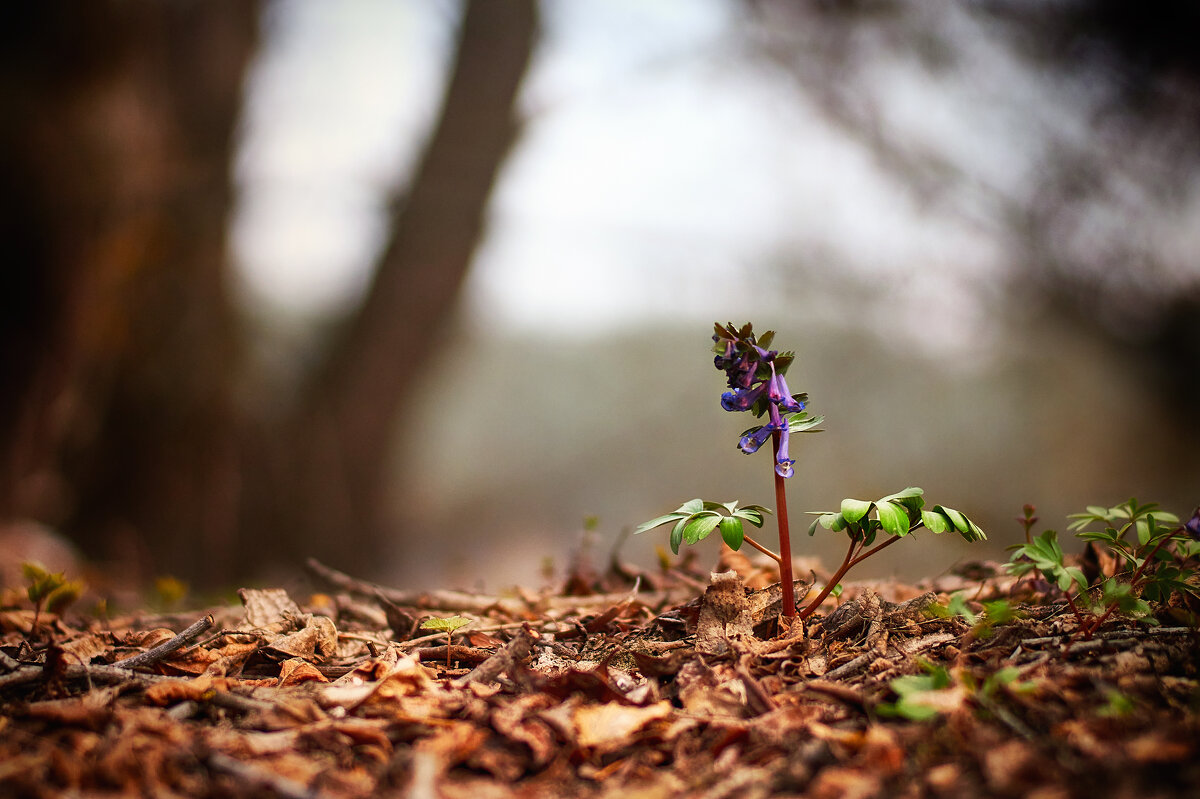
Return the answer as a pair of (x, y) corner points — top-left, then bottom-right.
(1076, 528), (1177, 639)
(797, 525), (911, 621)
(772, 430), (797, 618)
(741, 535), (781, 562)
(797, 536), (858, 621)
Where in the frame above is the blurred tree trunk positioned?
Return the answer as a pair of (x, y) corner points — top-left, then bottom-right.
(244, 0), (540, 578)
(1, 0), (539, 586)
(0, 1), (257, 580)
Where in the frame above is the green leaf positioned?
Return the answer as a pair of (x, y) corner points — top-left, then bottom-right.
(719, 517), (745, 550)
(683, 513), (722, 545)
(421, 615), (471, 633)
(840, 498), (873, 525)
(877, 501), (911, 538)
(787, 413), (824, 434)
(634, 512), (687, 536)
(941, 506), (970, 533)
(882, 486), (925, 504)
(679, 498), (705, 515)
(735, 508), (766, 527)
(1061, 566), (1087, 593)
(670, 518), (687, 554)
(1076, 530), (1117, 543)
(921, 510), (951, 535)
(45, 581), (84, 614)
(807, 512), (846, 535)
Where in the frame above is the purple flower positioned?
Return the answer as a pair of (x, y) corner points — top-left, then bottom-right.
(768, 371), (805, 414)
(721, 382), (766, 412)
(738, 425), (773, 454)
(768, 403), (794, 477)
(1185, 507), (1200, 541)
(714, 323), (809, 479)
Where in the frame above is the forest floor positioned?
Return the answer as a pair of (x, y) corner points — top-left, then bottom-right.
(1, 551), (1198, 799)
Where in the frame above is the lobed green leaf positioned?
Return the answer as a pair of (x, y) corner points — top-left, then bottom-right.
(421, 615), (471, 633)
(683, 513), (723, 545)
(876, 501), (911, 539)
(840, 498), (873, 525)
(719, 517), (745, 550)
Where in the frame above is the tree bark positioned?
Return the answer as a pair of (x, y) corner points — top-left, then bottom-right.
(0, 1), (258, 581)
(1, 0), (540, 586)
(244, 1), (541, 578)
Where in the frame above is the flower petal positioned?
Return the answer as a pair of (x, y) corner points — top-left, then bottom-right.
(738, 426), (772, 454)
(721, 383), (765, 412)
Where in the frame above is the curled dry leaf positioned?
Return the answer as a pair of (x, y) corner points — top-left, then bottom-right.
(571, 700), (673, 753)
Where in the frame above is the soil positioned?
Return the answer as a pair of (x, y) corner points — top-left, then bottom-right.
(1, 553), (1198, 798)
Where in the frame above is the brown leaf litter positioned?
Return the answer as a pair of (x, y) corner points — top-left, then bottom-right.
(1, 557), (1198, 798)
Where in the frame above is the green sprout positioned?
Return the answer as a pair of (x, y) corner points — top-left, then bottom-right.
(877, 660), (1032, 723)
(1006, 499), (1200, 638)
(22, 561), (84, 638)
(931, 593), (1016, 641)
(876, 660), (956, 721)
(420, 615), (471, 669)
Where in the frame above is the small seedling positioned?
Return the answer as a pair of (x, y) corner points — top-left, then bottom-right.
(420, 615), (471, 669)
(22, 562), (84, 638)
(1006, 500), (1200, 638)
(876, 660), (957, 721)
(1016, 503), (1038, 545)
(877, 660), (1031, 723)
(933, 594), (1016, 641)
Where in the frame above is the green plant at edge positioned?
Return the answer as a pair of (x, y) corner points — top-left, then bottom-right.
(1006, 500), (1200, 638)
(420, 615), (471, 669)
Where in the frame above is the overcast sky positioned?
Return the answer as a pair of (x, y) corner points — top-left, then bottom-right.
(230, 0), (1029, 358)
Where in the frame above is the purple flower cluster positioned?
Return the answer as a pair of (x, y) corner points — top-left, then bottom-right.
(713, 324), (806, 478)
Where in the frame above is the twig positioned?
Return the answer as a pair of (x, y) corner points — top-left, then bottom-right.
(1014, 626), (1195, 650)
(306, 558), (527, 615)
(822, 631), (956, 682)
(110, 615), (215, 670)
(823, 651), (877, 681)
(206, 751), (323, 799)
(414, 645), (494, 667)
(0, 649), (21, 672)
(0, 659), (274, 715)
(306, 558), (680, 616)
(454, 628), (537, 687)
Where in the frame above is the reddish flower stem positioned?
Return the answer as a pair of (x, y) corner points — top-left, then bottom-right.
(772, 430), (797, 618)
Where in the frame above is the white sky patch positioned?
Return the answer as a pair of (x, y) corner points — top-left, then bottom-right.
(232, 0), (455, 315)
(227, 0), (1110, 360)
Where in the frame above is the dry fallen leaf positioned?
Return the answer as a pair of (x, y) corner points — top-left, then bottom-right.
(572, 700), (673, 753)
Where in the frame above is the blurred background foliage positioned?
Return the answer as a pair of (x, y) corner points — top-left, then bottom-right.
(1, 0), (1197, 593)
